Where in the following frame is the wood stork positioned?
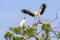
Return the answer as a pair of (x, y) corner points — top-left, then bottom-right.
(20, 17), (26, 27)
(29, 20), (41, 27)
(21, 3), (46, 19)
(29, 20), (46, 27)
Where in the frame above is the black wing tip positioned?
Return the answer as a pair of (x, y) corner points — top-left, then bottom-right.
(21, 9), (26, 13)
(40, 3), (46, 15)
(21, 9), (34, 17)
(42, 3), (46, 8)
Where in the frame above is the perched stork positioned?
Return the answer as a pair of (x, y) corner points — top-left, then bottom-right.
(29, 20), (40, 27)
(29, 20), (46, 27)
(20, 17), (26, 27)
(21, 3), (46, 19)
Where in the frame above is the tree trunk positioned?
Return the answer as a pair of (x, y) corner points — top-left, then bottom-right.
(23, 34), (28, 40)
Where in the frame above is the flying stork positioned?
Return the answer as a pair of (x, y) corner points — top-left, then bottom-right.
(21, 3), (46, 19)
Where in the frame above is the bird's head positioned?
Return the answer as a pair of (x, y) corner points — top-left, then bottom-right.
(23, 17), (26, 19)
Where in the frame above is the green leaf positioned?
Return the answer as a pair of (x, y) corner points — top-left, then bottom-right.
(4, 31), (12, 39)
(41, 23), (51, 34)
(57, 32), (60, 38)
(11, 36), (23, 40)
(24, 27), (37, 37)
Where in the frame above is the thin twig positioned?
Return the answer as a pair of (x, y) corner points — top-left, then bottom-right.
(36, 31), (41, 35)
(49, 13), (58, 23)
(50, 26), (60, 29)
(50, 36), (56, 38)
(41, 13), (58, 23)
(50, 29), (58, 35)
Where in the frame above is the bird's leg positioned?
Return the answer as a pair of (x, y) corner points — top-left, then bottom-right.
(34, 16), (39, 20)
(36, 16), (38, 20)
(37, 16), (40, 20)
(34, 16), (37, 20)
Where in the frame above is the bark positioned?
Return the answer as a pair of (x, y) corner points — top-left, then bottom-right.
(23, 34), (28, 40)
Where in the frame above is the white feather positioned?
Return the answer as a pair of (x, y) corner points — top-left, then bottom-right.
(20, 18), (26, 27)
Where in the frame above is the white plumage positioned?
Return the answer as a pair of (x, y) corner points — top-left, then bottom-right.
(20, 17), (26, 27)
(29, 20), (40, 27)
(29, 20), (46, 27)
(21, 3), (46, 19)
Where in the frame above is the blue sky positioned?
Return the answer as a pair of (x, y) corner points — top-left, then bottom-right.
(0, 0), (60, 40)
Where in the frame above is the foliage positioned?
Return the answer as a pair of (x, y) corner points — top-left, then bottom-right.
(41, 23), (51, 34)
(4, 26), (37, 40)
(4, 22), (60, 40)
(56, 32), (60, 38)
(4, 31), (12, 39)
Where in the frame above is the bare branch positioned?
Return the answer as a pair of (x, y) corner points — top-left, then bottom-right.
(50, 36), (56, 38)
(23, 34), (28, 40)
(49, 13), (58, 23)
(50, 29), (58, 35)
(50, 26), (60, 29)
(41, 13), (58, 23)
(36, 31), (41, 35)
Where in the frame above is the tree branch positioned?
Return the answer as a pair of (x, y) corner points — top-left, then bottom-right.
(41, 13), (58, 23)
(49, 13), (58, 23)
(50, 36), (56, 38)
(23, 34), (28, 40)
(50, 29), (58, 35)
(36, 31), (41, 36)
(50, 26), (60, 29)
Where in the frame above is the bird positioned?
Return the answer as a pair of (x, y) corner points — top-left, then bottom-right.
(29, 20), (46, 27)
(20, 17), (26, 27)
(29, 20), (41, 27)
(21, 3), (46, 19)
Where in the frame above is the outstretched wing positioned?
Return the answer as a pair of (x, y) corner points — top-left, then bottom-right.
(38, 3), (46, 15)
(21, 9), (34, 16)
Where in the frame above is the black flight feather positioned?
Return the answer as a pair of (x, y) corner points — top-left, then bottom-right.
(21, 9), (34, 16)
(40, 3), (46, 15)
